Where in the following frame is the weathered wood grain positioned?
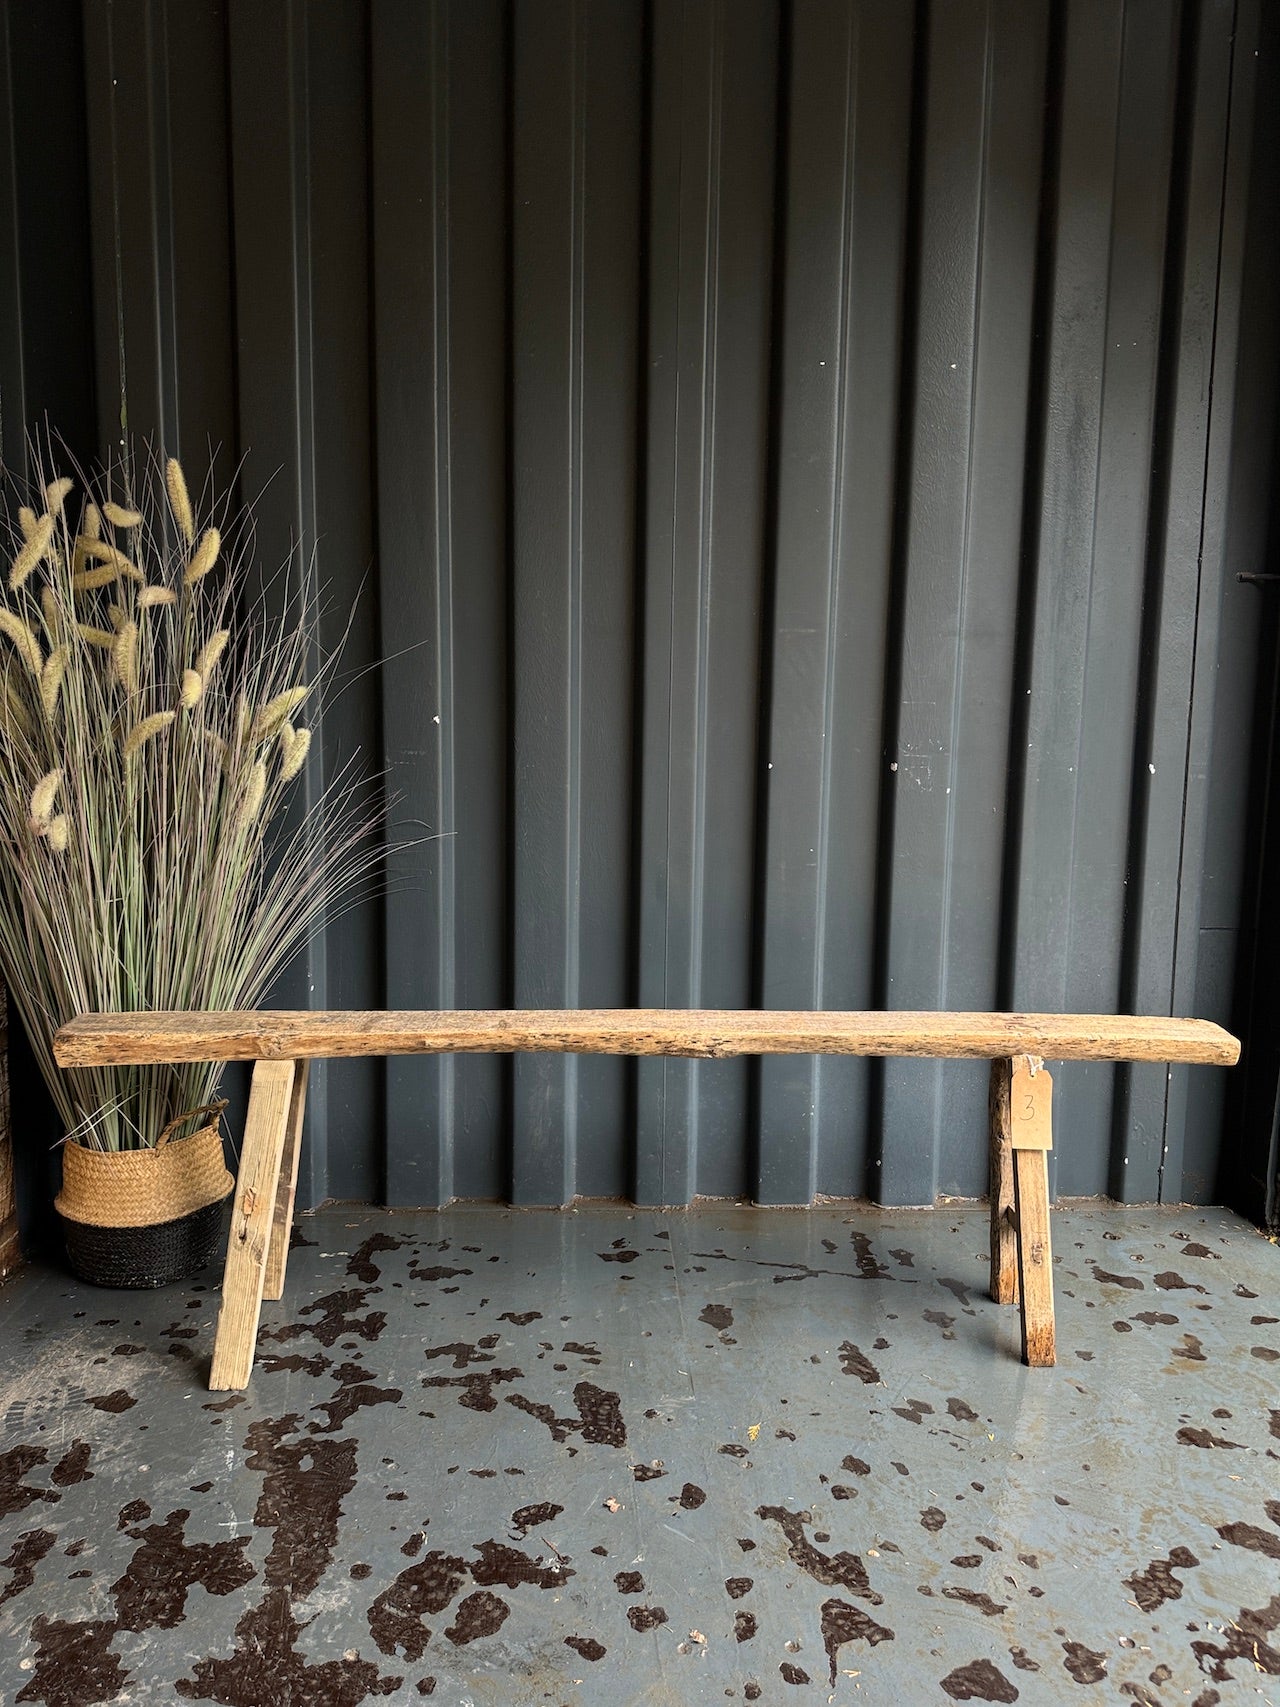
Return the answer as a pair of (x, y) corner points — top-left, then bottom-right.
(1013, 1144), (1055, 1367)
(262, 1059), (309, 1303)
(53, 1007), (1242, 1067)
(209, 1060), (296, 1391)
(988, 1058), (1018, 1307)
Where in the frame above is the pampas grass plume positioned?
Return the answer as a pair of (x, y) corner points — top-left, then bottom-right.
(46, 814), (69, 854)
(179, 668), (203, 710)
(41, 646), (69, 723)
(138, 586), (177, 608)
(251, 685), (308, 743)
(102, 502), (142, 529)
(112, 621), (139, 696)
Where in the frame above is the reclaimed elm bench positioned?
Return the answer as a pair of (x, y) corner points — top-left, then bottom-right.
(53, 1009), (1241, 1390)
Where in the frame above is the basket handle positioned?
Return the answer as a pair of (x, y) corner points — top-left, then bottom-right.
(156, 1098), (228, 1149)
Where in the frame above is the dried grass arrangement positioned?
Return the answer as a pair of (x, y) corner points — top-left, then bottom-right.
(0, 445), (379, 1155)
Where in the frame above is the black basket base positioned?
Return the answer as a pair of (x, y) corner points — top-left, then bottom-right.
(60, 1196), (229, 1289)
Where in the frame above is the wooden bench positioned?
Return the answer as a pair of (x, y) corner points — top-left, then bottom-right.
(53, 1009), (1241, 1389)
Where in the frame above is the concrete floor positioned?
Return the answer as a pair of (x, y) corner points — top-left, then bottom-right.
(0, 1202), (1276, 1706)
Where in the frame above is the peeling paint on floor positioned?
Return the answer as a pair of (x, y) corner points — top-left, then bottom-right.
(0, 1202), (1276, 1704)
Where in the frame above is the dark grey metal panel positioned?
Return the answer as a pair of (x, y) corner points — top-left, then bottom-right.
(1, 0), (1276, 1217)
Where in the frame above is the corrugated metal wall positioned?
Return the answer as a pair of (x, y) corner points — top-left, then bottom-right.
(1, 0), (1275, 1213)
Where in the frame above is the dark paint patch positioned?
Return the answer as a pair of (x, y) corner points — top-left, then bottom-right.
(177, 1586), (401, 1703)
(921, 1506), (946, 1532)
(511, 1501), (562, 1535)
(1252, 1345), (1279, 1361)
(424, 1340), (496, 1369)
(780, 1660), (811, 1684)
(1132, 1312), (1178, 1326)
(0, 1527), (56, 1606)
(86, 1389), (135, 1413)
(849, 1229), (889, 1280)
(367, 1552), (468, 1660)
(347, 1232), (409, 1283)
(615, 1571), (644, 1593)
(627, 1605), (668, 1631)
(756, 1506), (881, 1603)
(564, 1635), (605, 1662)
(112, 1508), (255, 1631)
(678, 1483), (706, 1510)
(735, 1611), (758, 1642)
(632, 1462), (665, 1481)
(425, 1368), (522, 1412)
(893, 1398), (933, 1424)
(17, 1616), (129, 1707)
(309, 1382), (403, 1435)
(940, 1657), (1020, 1701)
(1217, 1521), (1280, 1559)
(506, 1382), (625, 1447)
(117, 1498), (151, 1528)
(1177, 1426), (1244, 1450)
(943, 1585), (1007, 1616)
(444, 1589), (509, 1646)
(820, 1597), (894, 1684)
(923, 1309), (955, 1339)
(947, 1397), (978, 1422)
(842, 1455), (870, 1476)
(0, 1445), (57, 1518)
(1153, 1271), (1206, 1293)
(1009, 1647), (1038, 1671)
(725, 1577), (752, 1599)
(938, 1277), (973, 1308)
(1062, 1640), (1107, 1683)
(258, 1351), (331, 1378)
(698, 1303), (733, 1331)
(470, 1538), (568, 1590)
(597, 1248), (639, 1264)
(838, 1342), (880, 1384)
(1123, 1547), (1200, 1614)
(1191, 1590), (1280, 1680)
(244, 1414), (358, 1599)
(408, 1264), (472, 1283)
(263, 1288), (387, 1348)
(1091, 1267), (1143, 1289)
(498, 1310), (541, 1326)
(50, 1443), (92, 1487)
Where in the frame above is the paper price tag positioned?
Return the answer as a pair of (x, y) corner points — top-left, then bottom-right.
(1010, 1057), (1053, 1151)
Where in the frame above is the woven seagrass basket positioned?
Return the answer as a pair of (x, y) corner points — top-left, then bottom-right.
(55, 1102), (234, 1288)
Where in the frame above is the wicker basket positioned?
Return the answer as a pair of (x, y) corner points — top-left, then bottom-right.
(55, 1103), (234, 1288)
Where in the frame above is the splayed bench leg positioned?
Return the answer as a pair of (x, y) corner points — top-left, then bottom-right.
(988, 1058), (1019, 1306)
(1008, 1056), (1055, 1367)
(209, 1059), (297, 1390)
(263, 1059), (309, 1302)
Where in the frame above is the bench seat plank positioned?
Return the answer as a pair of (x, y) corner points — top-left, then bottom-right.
(54, 1008), (1241, 1068)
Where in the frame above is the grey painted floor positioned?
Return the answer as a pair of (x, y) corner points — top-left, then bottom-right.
(0, 1201), (1276, 1706)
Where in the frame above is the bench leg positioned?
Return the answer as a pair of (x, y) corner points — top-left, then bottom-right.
(209, 1059), (297, 1391)
(263, 1059), (309, 1302)
(1012, 1145), (1055, 1366)
(987, 1058), (1018, 1305)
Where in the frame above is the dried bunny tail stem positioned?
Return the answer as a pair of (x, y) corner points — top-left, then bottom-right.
(250, 685), (309, 743)
(179, 667), (203, 710)
(193, 628), (230, 681)
(112, 621), (139, 696)
(183, 526), (220, 586)
(166, 457), (195, 545)
(82, 503), (102, 542)
(102, 501), (142, 528)
(76, 623), (116, 649)
(10, 513), (53, 590)
(28, 767), (62, 830)
(40, 586), (60, 634)
(46, 813), (69, 853)
(279, 723), (311, 783)
(138, 585), (177, 608)
(72, 563), (122, 592)
(18, 506), (39, 539)
(77, 538), (144, 581)
(234, 759), (268, 832)
(122, 709), (175, 758)
(0, 608), (43, 675)
(44, 477), (74, 515)
(1, 677), (31, 740)
(40, 645), (69, 722)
